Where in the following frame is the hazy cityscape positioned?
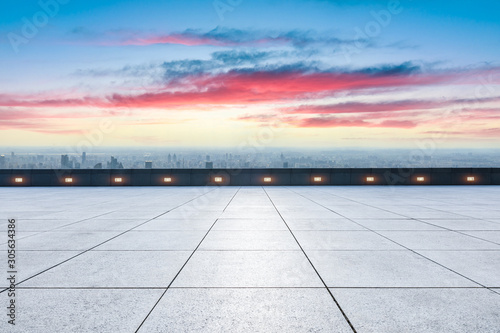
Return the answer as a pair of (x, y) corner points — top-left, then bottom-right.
(1, 148), (499, 169)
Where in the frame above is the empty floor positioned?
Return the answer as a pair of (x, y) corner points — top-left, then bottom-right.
(1, 186), (500, 332)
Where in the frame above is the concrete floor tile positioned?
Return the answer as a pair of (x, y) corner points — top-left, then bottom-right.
(198, 230), (300, 250)
(460, 231), (500, 245)
(285, 218), (365, 231)
(138, 288), (353, 333)
(378, 231), (500, 250)
(349, 219), (441, 231)
(420, 219), (500, 231)
(23, 251), (191, 287)
(18, 231), (122, 251)
(418, 250), (500, 287)
(0, 289), (163, 333)
(96, 231), (206, 250)
(135, 218), (215, 231)
(173, 251), (323, 287)
(331, 288), (500, 333)
(0, 251), (80, 287)
(212, 218), (287, 231)
(294, 231), (404, 250)
(308, 250), (477, 287)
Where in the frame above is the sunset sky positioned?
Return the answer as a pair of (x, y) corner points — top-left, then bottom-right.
(1, 0), (499, 148)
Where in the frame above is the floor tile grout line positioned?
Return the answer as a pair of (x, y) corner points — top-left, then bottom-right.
(262, 187), (358, 333)
(134, 187), (241, 333)
(0, 187), (219, 294)
(286, 187), (499, 295)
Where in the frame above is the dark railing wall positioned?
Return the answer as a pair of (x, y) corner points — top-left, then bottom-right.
(1, 168), (499, 186)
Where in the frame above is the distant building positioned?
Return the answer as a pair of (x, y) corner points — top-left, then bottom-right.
(82, 152), (86, 165)
(94, 163), (103, 169)
(205, 161), (213, 169)
(61, 155), (71, 168)
(283, 162), (289, 168)
(206, 155), (210, 162)
(108, 156), (119, 169)
(167, 154), (172, 163)
(145, 161), (153, 169)
(0, 155), (5, 168)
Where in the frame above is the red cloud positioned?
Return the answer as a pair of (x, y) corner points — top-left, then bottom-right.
(0, 70), (451, 109)
(295, 116), (417, 129)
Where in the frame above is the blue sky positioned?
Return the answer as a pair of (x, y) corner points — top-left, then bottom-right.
(1, 0), (499, 148)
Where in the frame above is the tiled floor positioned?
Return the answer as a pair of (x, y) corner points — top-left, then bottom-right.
(1, 186), (500, 332)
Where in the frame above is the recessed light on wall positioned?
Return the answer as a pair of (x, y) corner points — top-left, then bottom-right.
(114, 177), (123, 183)
(164, 177), (172, 183)
(366, 176), (375, 182)
(467, 176), (475, 182)
(313, 177), (322, 182)
(264, 177), (272, 183)
(65, 178), (73, 183)
(14, 178), (23, 183)
(416, 176), (425, 182)
(214, 177), (223, 183)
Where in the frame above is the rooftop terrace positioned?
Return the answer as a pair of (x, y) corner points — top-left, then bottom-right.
(1, 186), (500, 332)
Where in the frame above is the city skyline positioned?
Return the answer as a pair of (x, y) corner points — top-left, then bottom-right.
(2, 147), (500, 169)
(1, 0), (500, 148)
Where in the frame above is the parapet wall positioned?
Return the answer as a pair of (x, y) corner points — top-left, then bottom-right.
(1, 168), (499, 186)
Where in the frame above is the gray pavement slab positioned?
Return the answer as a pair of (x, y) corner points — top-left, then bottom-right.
(95, 230), (207, 251)
(17, 231), (122, 251)
(139, 288), (353, 333)
(172, 250), (323, 287)
(461, 231), (500, 244)
(198, 230), (301, 251)
(378, 230), (500, 250)
(23, 251), (191, 288)
(417, 250), (500, 287)
(307, 250), (477, 287)
(293, 230), (405, 250)
(350, 218), (442, 231)
(331, 288), (500, 333)
(212, 218), (287, 231)
(6, 289), (163, 333)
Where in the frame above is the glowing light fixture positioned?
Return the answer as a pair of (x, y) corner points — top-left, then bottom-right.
(264, 177), (272, 183)
(416, 177), (425, 182)
(313, 177), (322, 182)
(114, 177), (123, 183)
(467, 176), (475, 182)
(164, 177), (172, 183)
(366, 176), (375, 182)
(214, 177), (223, 183)
(14, 178), (23, 183)
(65, 177), (73, 183)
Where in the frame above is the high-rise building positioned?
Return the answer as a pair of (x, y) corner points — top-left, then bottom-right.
(109, 156), (119, 169)
(82, 152), (86, 164)
(94, 163), (103, 169)
(61, 155), (70, 168)
(145, 161), (153, 169)
(205, 161), (213, 169)
(283, 162), (289, 168)
(0, 155), (5, 168)
(168, 154), (172, 163)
